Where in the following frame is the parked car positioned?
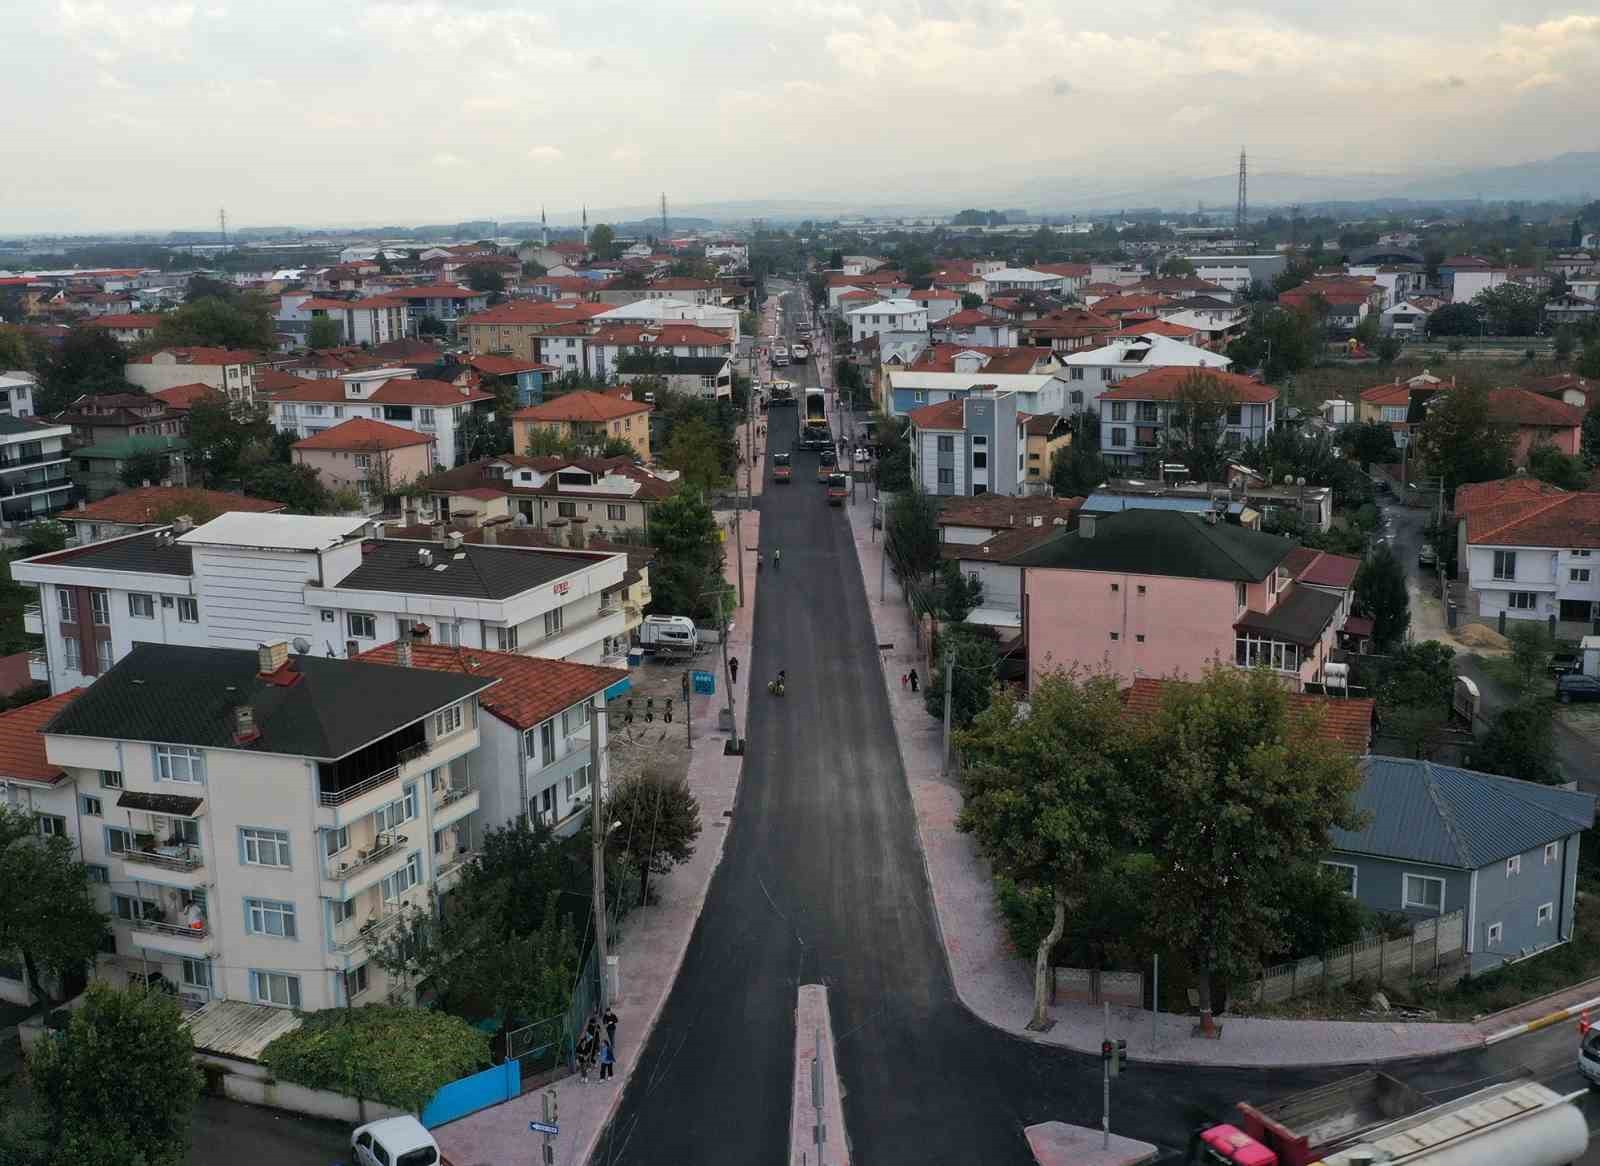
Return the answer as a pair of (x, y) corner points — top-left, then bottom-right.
(1418, 544), (1437, 570)
(353, 1117), (443, 1166)
(1556, 673), (1600, 703)
(1581, 1023), (1600, 1087)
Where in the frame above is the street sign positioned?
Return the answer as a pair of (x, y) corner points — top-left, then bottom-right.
(691, 669), (716, 695)
(529, 1120), (559, 1135)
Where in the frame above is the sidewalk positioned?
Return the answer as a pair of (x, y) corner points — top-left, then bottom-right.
(436, 498), (764, 1166)
(843, 499), (1487, 1068)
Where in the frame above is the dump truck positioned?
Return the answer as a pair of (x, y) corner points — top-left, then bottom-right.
(773, 452), (792, 482)
(1191, 1072), (1588, 1166)
(826, 472), (848, 505)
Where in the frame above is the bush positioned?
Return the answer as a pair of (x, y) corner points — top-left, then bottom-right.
(261, 1005), (491, 1112)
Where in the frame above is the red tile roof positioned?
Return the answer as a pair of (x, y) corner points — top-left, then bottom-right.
(0, 690), (86, 784)
(1454, 475), (1567, 516)
(1099, 368), (1276, 404)
(467, 354), (554, 377)
(1485, 387), (1584, 428)
(358, 643), (623, 731)
(1283, 547), (1360, 589)
(150, 383), (221, 411)
(386, 284), (481, 301)
(1121, 678), (1373, 753)
(1115, 319), (1198, 340)
(462, 301), (610, 326)
(1465, 489), (1600, 549)
(88, 313), (162, 329)
(648, 277), (716, 290)
(907, 400), (967, 430)
(907, 344), (1054, 374)
(513, 389), (651, 423)
(256, 369), (322, 396)
(65, 486), (284, 523)
(292, 417), (434, 451)
(1034, 262), (1091, 278)
(588, 323), (731, 348)
(909, 289), (960, 301)
(292, 297), (356, 312)
(129, 346), (263, 365)
(272, 377), (492, 407)
(1089, 294), (1173, 316)
(937, 309), (999, 328)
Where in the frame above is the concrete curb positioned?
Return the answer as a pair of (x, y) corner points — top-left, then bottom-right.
(789, 985), (851, 1166)
(1483, 993), (1600, 1047)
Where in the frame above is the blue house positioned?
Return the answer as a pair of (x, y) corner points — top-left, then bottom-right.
(467, 355), (555, 408)
(1325, 757), (1594, 973)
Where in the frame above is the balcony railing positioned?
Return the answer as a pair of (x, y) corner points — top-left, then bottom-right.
(0, 474), (71, 497)
(436, 849), (478, 881)
(433, 779), (475, 811)
(123, 845), (204, 874)
(22, 603), (40, 625)
(319, 763), (400, 807)
(333, 905), (408, 953)
(327, 832), (407, 880)
(0, 451), (68, 471)
(397, 741), (427, 765)
(136, 918), (209, 940)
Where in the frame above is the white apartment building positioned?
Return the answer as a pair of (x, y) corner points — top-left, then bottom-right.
(846, 299), (929, 344)
(1096, 368), (1278, 465)
(1057, 334), (1231, 415)
(125, 348), (261, 404)
(1461, 489), (1600, 626)
(0, 415), (74, 528)
(0, 371), (39, 417)
(591, 298), (741, 345)
(20, 642), (494, 1012)
(582, 323), (733, 381)
(14, 512), (630, 694)
(334, 296), (410, 346)
(979, 268), (1065, 298)
(268, 366), (494, 468)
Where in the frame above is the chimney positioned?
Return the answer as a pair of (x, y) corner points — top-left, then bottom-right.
(395, 639), (413, 669)
(258, 641), (289, 674)
(416, 547), (433, 567)
(569, 516), (588, 548)
(443, 530), (464, 552)
(232, 703), (260, 745)
(411, 622), (431, 642)
(1079, 513), (1096, 539)
(171, 514), (194, 534)
(430, 522), (446, 542)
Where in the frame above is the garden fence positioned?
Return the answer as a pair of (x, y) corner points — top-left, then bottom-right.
(1248, 910), (1466, 1004)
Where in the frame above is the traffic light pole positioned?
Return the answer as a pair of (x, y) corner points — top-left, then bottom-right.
(1102, 1002), (1111, 1150)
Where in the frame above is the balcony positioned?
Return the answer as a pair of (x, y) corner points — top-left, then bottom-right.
(22, 604), (41, 635)
(0, 450), (68, 472)
(27, 649), (47, 683)
(131, 915), (213, 955)
(123, 844), (204, 876)
(435, 848), (478, 889)
(332, 903), (410, 953)
(319, 763), (400, 807)
(0, 472), (71, 498)
(326, 831), (408, 881)
(431, 782), (478, 830)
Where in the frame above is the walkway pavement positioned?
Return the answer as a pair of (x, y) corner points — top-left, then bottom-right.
(842, 499), (1488, 1068)
(436, 441), (767, 1166)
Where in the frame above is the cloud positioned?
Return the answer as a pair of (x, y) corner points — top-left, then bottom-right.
(527, 146), (564, 162)
(1516, 71), (1562, 91)
(430, 152), (465, 169)
(1170, 104), (1217, 127)
(1424, 74), (1467, 89)
(1050, 78), (1073, 97)
(609, 145), (642, 164)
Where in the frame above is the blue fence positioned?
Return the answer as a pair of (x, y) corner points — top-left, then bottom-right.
(419, 1059), (521, 1129)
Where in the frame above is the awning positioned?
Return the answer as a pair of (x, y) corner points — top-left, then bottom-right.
(117, 791), (204, 816)
(604, 677), (631, 701)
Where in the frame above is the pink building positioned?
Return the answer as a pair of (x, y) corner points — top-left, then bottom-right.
(1485, 388), (1583, 464)
(1017, 509), (1353, 692)
(291, 417), (436, 507)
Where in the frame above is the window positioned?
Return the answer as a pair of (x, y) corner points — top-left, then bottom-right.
(245, 898), (297, 939)
(936, 468), (954, 486)
(96, 639), (112, 671)
(324, 826), (349, 858)
(79, 794), (101, 816)
(1226, 405), (1243, 426)
(86, 864), (109, 884)
(1506, 854), (1521, 877)
(156, 745), (204, 784)
(1100, 369), (1113, 382)
(972, 451), (987, 469)
(436, 620), (460, 646)
(177, 598), (198, 623)
(1545, 840), (1560, 865)
(418, 407), (435, 427)
(380, 853), (421, 902)
(374, 785), (418, 833)
(1110, 583), (1120, 593)
(106, 826), (133, 854)
(250, 970), (301, 1008)
(344, 964), (370, 999)
(347, 612), (376, 640)
(182, 958), (212, 990)
(1109, 631), (1120, 641)
(63, 635), (80, 672)
(36, 814), (66, 839)
(112, 894), (157, 922)
(1486, 921), (1502, 947)
(539, 720), (557, 765)
(1136, 585), (1146, 595)
(1537, 902), (1554, 926)
(1402, 873), (1444, 911)
(1110, 402), (1127, 421)
(1233, 635), (1300, 673)
(128, 593), (155, 619)
(1135, 634), (1145, 643)
(1574, 549), (1592, 557)
(1070, 367), (1085, 381)
(1069, 390), (1084, 405)
(241, 828), (291, 868)
(562, 703), (589, 736)
(57, 587), (76, 622)
(333, 898), (355, 925)
(1236, 582), (1247, 608)
(1492, 550), (1517, 580)
(558, 501), (577, 518)
(1110, 427), (1127, 447)
(1507, 591), (1537, 610)
(936, 435), (954, 453)
(433, 704), (464, 737)
(90, 590), (110, 626)
(543, 609), (563, 638)
(1571, 569), (1591, 583)
(496, 624), (519, 652)
(1320, 861), (1358, 897)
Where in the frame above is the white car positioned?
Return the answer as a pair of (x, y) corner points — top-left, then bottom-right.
(791, 343), (810, 361)
(353, 1116), (443, 1166)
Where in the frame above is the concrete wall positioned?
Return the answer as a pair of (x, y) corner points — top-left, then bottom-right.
(197, 1051), (409, 1125)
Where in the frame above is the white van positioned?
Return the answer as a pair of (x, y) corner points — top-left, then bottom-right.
(639, 614), (698, 657)
(352, 1116), (444, 1166)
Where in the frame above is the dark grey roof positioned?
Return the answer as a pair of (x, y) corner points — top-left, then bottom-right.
(652, 356), (729, 375)
(332, 539), (610, 600)
(46, 643), (495, 760)
(1233, 586), (1343, 647)
(1012, 509), (1293, 582)
(117, 790), (204, 816)
(27, 529), (193, 576)
(1331, 757), (1596, 869)
(0, 416), (60, 437)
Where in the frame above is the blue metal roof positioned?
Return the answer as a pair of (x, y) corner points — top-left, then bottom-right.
(1331, 757), (1595, 869)
(1081, 492), (1213, 514)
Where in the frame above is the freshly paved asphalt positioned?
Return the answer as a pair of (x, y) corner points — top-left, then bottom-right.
(592, 290), (1597, 1165)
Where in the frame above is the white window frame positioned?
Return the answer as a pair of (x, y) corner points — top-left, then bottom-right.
(1545, 840), (1560, 865)
(79, 794), (102, 816)
(245, 898), (297, 939)
(177, 597), (199, 623)
(347, 611), (377, 640)
(105, 826), (133, 854)
(1537, 902), (1554, 926)
(182, 957), (212, 990)
(250, 970), (301, 1008)
(374, 784), (418, 834)
(1486, 921), (1503, 947)
(433, 704), (464, 738)
(1506, 854), (1521, 877)
(156, 745), (204, 784)
(1319, 861), (1358, 897)
(57, 587), (76, 622)
(96, 638), (113, 671)
(63, 635), (80, 672)
(1492, 550), (1517, 580)
(380, 853), (421, 902)
(496, 624), (518, 652)
(90, 589), (110, 626)
(128, 592), (155, 619)
(241, 827), (291, 869)
(1402, 872), (1445, 911)
(344, 963), (369, 999)
(100, 769), (122, 789)
(324, 826), (350, 857)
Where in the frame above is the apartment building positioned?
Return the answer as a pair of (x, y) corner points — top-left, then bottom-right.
(1457, 478), (1600, 626)
(512, 390), (653, 462)
(582, 323), (733, 381)
(906, 393), (1025, 497)
(1097, 368), (1277, 465)
(460, 300), (612, 363)
(0, 371), (38, 418)
(267, 366), (494, 468)
(846, 299), (929, 344)
(37, 641), (494, 1011)
(1057, 334), (1231, 416)
(59, 486), (284, 545)
(0, 415), (75, 527)
(125, 348), (261, 404)
(14, 512), (630, 693)
(415, 455), (676, 540)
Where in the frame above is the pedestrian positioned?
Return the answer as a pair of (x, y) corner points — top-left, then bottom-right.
(599, 1039), (616, 1081)
(728, 656), (739, 685)
(909, 668), (920, 693)
(603, 1006), (618, 1047)
(900, 672), (908, 689)
(576, 1028), (595, 1083)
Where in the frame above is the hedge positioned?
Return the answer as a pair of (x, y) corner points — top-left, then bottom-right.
(260, 1005), (491, 1112)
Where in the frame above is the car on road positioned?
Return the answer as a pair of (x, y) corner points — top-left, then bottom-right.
(773, 452), (792, 482)
(353, 1117), (443, 1166)
(772, 343), (789, 366)
(1581, 1024), (1600, 1087)
(1418, 543), (1437, 570)
(791, 342), (810, 361)
(1556, 672), (1600, 703)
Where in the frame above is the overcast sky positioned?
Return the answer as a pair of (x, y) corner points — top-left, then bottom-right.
(6, 0), (1599, 234)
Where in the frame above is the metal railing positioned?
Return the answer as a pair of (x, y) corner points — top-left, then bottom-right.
(326, 832), (407, 881)
(22, 603), (40, 623)
(318, 763), (400, 807)
(123, 846), (204, 874)
(433, 780), (475, 810)
(333, 906), (408, 953)
(435, 849), (478, 881)
(0, 451), (68, 471)
(135, 918), (209, 940)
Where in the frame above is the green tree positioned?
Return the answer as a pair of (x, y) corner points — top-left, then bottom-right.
(884, 486), (942, 588)
(924, 624), (999, 729)
(417, 314), (448, 338)
(956, 671), (1141, 1029)
(961, 292), (983, 310)
(648, 487), (725, 621)
(1272, 863), (1366, 960)
(605, 768), (703, 907)
(186, 397), (272, 485)
(457, 409), (512, 461)
(307, 315), (341, 349)
(1225, 305), (1321, 381)
(1415, 384), (1513, 497)
(589, 224), (617, 260)
(1553, 326), (1577, 363)
(1580, 339), (1600, 379)
(463, 264), (506, 295)
(662, 415), (726, 494)
(1049, 445), (1109, 497)
(119, 448), (173, 488)
(1473, 283), (1544, 337)
(1142, 667), (1365, 1032)
(1474, 696), (1560, 784)
(1379, 640), (1456, 758)
(1425, 302), (1482, 337)
(242, 462), (332, 513)
(151, 294), (274, 350)
(18, 520), (68, 557)
(27, 983), (201, 1166)
(1506, 622), (1554, 691)
(1158, 255), (1196, 277)
(0, 806), (108, 1005)
(1340, 419), (1399, 470)
(1353, 543), (1410, 649)
(39, 326), (131, 413)
(1527, 441), (1589, 490)
(932, 560), (983, 622)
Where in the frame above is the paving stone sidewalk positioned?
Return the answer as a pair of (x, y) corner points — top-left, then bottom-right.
(843, 499), (1486, 1068)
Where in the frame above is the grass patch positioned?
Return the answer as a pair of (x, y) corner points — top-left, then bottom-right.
(1475, 655), (1527, 692)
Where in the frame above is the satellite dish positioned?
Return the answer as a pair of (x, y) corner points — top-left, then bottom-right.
(292, 636), (311, 654)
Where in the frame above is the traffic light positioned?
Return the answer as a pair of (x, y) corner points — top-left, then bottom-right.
(1111, 1038), (1128, 1076)
(1100, 1039), (1113, 1062)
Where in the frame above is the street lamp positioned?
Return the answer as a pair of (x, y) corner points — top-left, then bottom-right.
(592, 812), (623, 1014)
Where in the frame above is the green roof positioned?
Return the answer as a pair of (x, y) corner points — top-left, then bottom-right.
(72, 435), (190, 460)
(1012, 509), (1294, 582)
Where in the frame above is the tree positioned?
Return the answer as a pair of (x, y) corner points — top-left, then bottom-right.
(1158, 255), (1196, 277)
(1474, 696), (1560, 784)
(0, 807), (108, 1006)
(1527, 441), (1588, 491)
(1415, 384), (1513, 497)
(1339, 419), (1399, 470)
(1580, 338), (1600, 379)
(662, 415), (726, 495)
(605, 769), (703, 906)
(1049, 446), (1109, 497)
(150, 294), (274, 350)
(961, 292), (983, 310)
(1506, 622), (1555, 691)
(1473, 283), (1544, 337)
(1167, 371), (1234, 478)
(1426, 302), (1482, 337)
(1225, 305), (1320, 381)
(956, 671), (1141, 1029)
(923, 624), (999, 729)
(17, 520), (68, 557)
(648, 487), (725, 621)
(244, 461), (334, 513)
(39, 326), (130, 413)
(1272, 863), (1366, 960)
(589, 224), (617, 260)
(27, 982), (201, 1166)
(1379, 640), (1456, 759)
(307, 315), (341, 349)
(463, 264), (506, 295)
(932, 560), (983, 622)
(1141, 666), (1365, 1033)
(884, 487), (942, 588)
(119, 448), (173, 488)
(1554, 326), (1578, 363)
(1353, 543), (1410, 649)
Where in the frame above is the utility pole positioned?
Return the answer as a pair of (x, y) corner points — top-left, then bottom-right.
(589, 696), (611, 1015)
(733, 508), (745, 608)
(719, 611), (738, 746)
(941, 644), (954, 775)
(1102, 1002), (1111, 1149)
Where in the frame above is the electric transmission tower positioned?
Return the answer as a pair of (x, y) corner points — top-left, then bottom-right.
(1235, 148), (1247, 236)
(219, 207), (228, 248)
(660, 193), (669, 237)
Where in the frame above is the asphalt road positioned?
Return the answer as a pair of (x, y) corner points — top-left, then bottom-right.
(592, 288), (1599, 1165)
(190, 1095), (349, 1166)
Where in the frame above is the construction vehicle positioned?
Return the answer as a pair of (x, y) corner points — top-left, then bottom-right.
(816, 448), (837, 480)
(826, 472), (848, 505)
(768, 380), (796, 406)
(772, 343), (790, 366)
(1191, 1072), (1588, 1166)
(773, 452), (792, 483)
(637, 615), (698, 659)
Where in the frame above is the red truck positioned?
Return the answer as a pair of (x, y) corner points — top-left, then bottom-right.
(825, 472), (848, 506)
(773, 452), (792, 483)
